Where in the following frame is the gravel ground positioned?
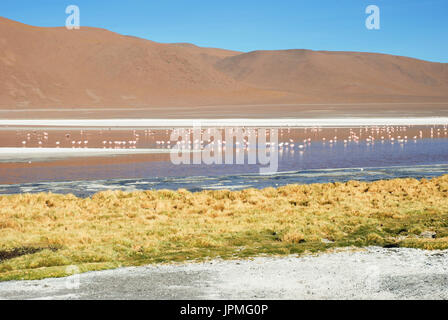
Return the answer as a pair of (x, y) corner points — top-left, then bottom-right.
(1, 247), (448, 300)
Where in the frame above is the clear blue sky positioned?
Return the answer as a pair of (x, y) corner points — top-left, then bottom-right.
(1, 0), (447, 62)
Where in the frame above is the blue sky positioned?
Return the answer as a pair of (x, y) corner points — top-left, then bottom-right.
(1, 0), (447, 62)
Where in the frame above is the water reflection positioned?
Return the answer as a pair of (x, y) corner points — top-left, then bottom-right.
(0, 133), (447, 196)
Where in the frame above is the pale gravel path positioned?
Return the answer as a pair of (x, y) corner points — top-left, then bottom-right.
(1, 247), (448, 300)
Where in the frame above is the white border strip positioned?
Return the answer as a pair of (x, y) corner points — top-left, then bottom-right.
(0, 118), (448, 127)
(0, 148), (172, 160)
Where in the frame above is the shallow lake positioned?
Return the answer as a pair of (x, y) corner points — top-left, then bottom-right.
(0, 126), (447, 196)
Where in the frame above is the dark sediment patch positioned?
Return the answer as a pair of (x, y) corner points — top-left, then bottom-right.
(0, 246), (59, 262)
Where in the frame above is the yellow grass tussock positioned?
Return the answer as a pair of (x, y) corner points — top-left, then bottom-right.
(0, 175), (448, 281)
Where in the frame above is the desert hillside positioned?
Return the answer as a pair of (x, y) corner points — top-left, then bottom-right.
(0, 17), (447, 112)
(216, 50), (448, 102)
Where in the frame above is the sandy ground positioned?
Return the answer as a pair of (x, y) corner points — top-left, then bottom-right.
(2, 104), (448, 120)
(1, 117), (448, 127)
(1, 247), (447, 300)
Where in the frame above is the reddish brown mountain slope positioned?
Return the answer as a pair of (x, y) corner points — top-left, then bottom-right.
(215, 49), (448, 103)
(0, 17), (447, 112)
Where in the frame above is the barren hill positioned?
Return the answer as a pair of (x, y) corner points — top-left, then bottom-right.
(1, 17), (447, 116)
(216, 49), (448, 103)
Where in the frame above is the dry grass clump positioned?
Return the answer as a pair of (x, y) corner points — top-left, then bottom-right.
(1, 175), (448, 281)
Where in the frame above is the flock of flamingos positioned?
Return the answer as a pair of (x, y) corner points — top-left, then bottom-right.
(15, 125), (448, 152)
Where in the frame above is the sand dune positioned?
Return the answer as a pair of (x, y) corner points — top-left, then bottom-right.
(0, 17), (447, 115)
